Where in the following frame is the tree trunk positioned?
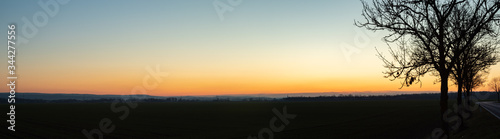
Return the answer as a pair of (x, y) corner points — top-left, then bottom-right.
(457, 80), (463, 105)
(464, 89), (473, 119)
(456, 80), (465, 130)
(440, 73), (449, 135)
(465, 89), (470, 106)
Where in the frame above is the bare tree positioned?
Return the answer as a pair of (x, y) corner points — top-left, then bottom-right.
(448, 1), (500, 106)
(451, 40), (499, 105)
(356, 0), (500, 135)
(489, 77), (500, 102)
(462, 45), (498, 104)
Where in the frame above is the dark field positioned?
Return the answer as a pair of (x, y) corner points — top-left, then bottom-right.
(1, 100), (497, 139)
(451, 104), (500, 139)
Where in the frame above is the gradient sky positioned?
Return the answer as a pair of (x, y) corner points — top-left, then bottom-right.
(0, 0), (499, 96)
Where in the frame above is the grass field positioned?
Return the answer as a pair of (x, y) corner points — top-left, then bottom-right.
(1, 100), (497, 139)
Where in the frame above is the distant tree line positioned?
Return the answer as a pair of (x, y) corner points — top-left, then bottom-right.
(5, 92), (499, 104)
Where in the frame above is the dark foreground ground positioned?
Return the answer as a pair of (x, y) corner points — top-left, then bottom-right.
(1, 100), (498, 139)
(451, 101), (500, 139)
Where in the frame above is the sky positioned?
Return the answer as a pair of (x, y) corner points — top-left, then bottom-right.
(0, 0), (499, 96)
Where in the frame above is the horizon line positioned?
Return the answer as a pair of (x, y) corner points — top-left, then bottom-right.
(2, 91), (457, 98)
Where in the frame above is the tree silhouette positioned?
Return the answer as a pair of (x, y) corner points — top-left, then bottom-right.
(448, 2), (500, 106)
(449, 41), (497, 130)
(451, 40), (499, 106)
(356, 0), (500, 135)
(489, 77), (500, 102)
(462, 46), (497, 104)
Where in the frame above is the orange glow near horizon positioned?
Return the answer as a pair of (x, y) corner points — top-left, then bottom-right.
(11, 66), (499, 97)
(5, 43), (499, 97)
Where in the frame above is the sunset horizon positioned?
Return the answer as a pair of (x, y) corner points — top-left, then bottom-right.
(1, 1), (499, 97)
(2, 1), (500, 138)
